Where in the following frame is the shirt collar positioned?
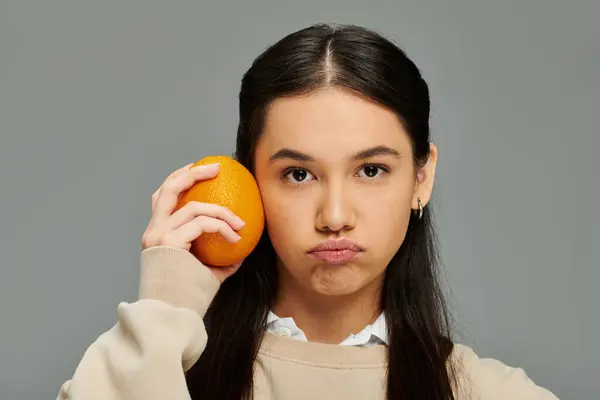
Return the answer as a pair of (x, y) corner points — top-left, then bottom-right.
(266, 311), (388, 346)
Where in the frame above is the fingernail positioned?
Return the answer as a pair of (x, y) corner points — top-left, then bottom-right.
(234, 233), (242, 242)
(236, 217), (246, 228)
(192, 163), (219, 171)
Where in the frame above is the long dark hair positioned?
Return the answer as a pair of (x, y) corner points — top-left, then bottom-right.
(186, 23), (456, 399)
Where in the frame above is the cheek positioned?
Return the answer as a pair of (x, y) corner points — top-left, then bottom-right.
(259, 181), (314, 256)
(385, 205), (412, 247)
(359, 181), (414, 261)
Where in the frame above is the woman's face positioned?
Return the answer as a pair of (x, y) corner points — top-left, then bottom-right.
(254, 87), (436, 297)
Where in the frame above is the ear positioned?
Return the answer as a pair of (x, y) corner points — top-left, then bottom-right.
(412, 143), (438, 209)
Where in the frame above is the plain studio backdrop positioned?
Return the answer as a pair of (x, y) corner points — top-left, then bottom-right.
(1, 0), (598, 398)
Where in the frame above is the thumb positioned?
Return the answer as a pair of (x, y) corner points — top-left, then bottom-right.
(209, 259), (245, 283)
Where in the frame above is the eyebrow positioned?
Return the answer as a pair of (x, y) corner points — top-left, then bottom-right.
(269, 148), (315, 163)
(351, 145), (401, 161)
(268, 145), (401, 163)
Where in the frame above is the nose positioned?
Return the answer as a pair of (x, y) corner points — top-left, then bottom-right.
(315, 181), (356, 233)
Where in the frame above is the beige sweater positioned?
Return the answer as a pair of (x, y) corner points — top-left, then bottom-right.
(56, 246), (559, 400)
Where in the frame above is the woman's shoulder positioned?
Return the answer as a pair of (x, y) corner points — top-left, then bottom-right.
(449, 343), (559, 399)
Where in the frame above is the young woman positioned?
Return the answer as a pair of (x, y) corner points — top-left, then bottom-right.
(57, 24), (558, 400)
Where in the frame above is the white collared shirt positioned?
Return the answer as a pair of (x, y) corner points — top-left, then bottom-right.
(266, 311), (388, 347)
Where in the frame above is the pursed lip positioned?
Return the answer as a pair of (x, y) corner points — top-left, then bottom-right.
(307, 238), (364, 264)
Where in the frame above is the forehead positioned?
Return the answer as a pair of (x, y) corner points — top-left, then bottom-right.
(258, 88), (410, 159)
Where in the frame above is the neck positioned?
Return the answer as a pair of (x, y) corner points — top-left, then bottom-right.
(273, 267), (383, 344)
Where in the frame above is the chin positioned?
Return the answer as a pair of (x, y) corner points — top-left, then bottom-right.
(310, 285), (361, 296)
(308, 265), (368, 296)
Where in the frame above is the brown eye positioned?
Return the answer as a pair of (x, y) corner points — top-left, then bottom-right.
(363, 166), (379, 177)
(284, 168), (314, 184)
(357, 164), (388, 179)
(292, 170), (308, 181)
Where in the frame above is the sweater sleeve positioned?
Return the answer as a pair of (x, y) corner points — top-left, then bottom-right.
(453, 344), (559, 399)
(56, 246), (221, 400)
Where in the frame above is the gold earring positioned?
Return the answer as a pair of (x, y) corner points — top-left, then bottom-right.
(416, 198), (424, 220)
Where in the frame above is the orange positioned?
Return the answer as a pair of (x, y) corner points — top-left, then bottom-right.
(176, 155), (265, 266)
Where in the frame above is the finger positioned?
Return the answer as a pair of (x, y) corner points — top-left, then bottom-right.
(172, 215), (242, 244)
(170, 162), (195, 179)
(209, 262), (244, 283)
(152, 163), (220, 223)
(152, 163), (193, 211)
(166, 201), (245, 231)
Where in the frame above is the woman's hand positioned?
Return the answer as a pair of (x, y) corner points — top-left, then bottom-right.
(141, 162), (246, 282)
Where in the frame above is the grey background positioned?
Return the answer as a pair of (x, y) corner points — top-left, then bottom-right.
(1, 0), (598, 398)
